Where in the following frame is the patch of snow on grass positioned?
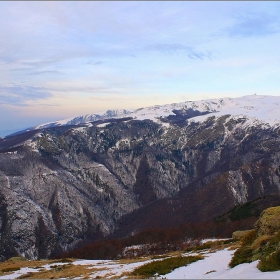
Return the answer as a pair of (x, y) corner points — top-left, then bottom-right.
(160, 248), (280, 279)
(0, 267), (39, 279)
(162, 248), (234, 279)
(71, 258), (154, 279)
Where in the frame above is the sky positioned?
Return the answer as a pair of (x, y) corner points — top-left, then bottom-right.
(1, 1), (280, 137)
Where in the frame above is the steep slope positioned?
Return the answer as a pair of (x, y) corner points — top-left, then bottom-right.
(0, 95), (280, 260)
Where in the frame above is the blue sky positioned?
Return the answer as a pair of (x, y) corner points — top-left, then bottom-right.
(1, 1), (280, 137)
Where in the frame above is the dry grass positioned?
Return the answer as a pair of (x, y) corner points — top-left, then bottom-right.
(209, 240), (236, 251)
(49, 258), (76, 263)
(17, 264), (100, 279)
(100, 272), (120, 279)
(228, 243), (241, 250)
(117, 257), (150, 264)
(250, 234), (271, 250)
(187, 240), (237, 254)
(122, 275), (147, 279)
(165, 251), (182, 257)
(0, 258), (76, 277)
(0, 259), (50, 276)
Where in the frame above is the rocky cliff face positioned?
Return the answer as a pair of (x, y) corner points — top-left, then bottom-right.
(1, 96), (280, 260)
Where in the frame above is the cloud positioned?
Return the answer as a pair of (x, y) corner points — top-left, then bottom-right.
(27, 70), (63, 75)
(0, 85), (52, 106)
(227, 13), (280, 37)
(7, 59), (67, 74)
(48, 84), (112, 94)
(147, 43), (212, 60)
(86, 60), (104, 65)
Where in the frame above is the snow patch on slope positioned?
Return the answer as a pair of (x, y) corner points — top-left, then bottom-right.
(162, 248), (280, 279)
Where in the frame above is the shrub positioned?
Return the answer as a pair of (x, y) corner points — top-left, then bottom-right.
(229, 247), (254, 268)
(241, 229), (257, 246)
(130, 255), (203, 277)
(229, 202), (260, 221)
(229, 229), (257, 268)
(7, 256), (27, 262)
(185, 242), (212, 252)
(258, 250), (280, 272)
(185, 239), (234, 253)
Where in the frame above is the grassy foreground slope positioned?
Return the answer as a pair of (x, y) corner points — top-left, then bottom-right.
(230, 206), (280, 271)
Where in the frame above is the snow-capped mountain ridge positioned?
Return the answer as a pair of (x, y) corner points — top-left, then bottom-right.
(32, 109), (131, 130)
(6, 95), (280, 139)
(25, 95), (280, 133)
(129, 95), (280, 126)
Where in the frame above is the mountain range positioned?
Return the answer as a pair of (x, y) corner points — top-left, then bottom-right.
(1, 94), (280, 261)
